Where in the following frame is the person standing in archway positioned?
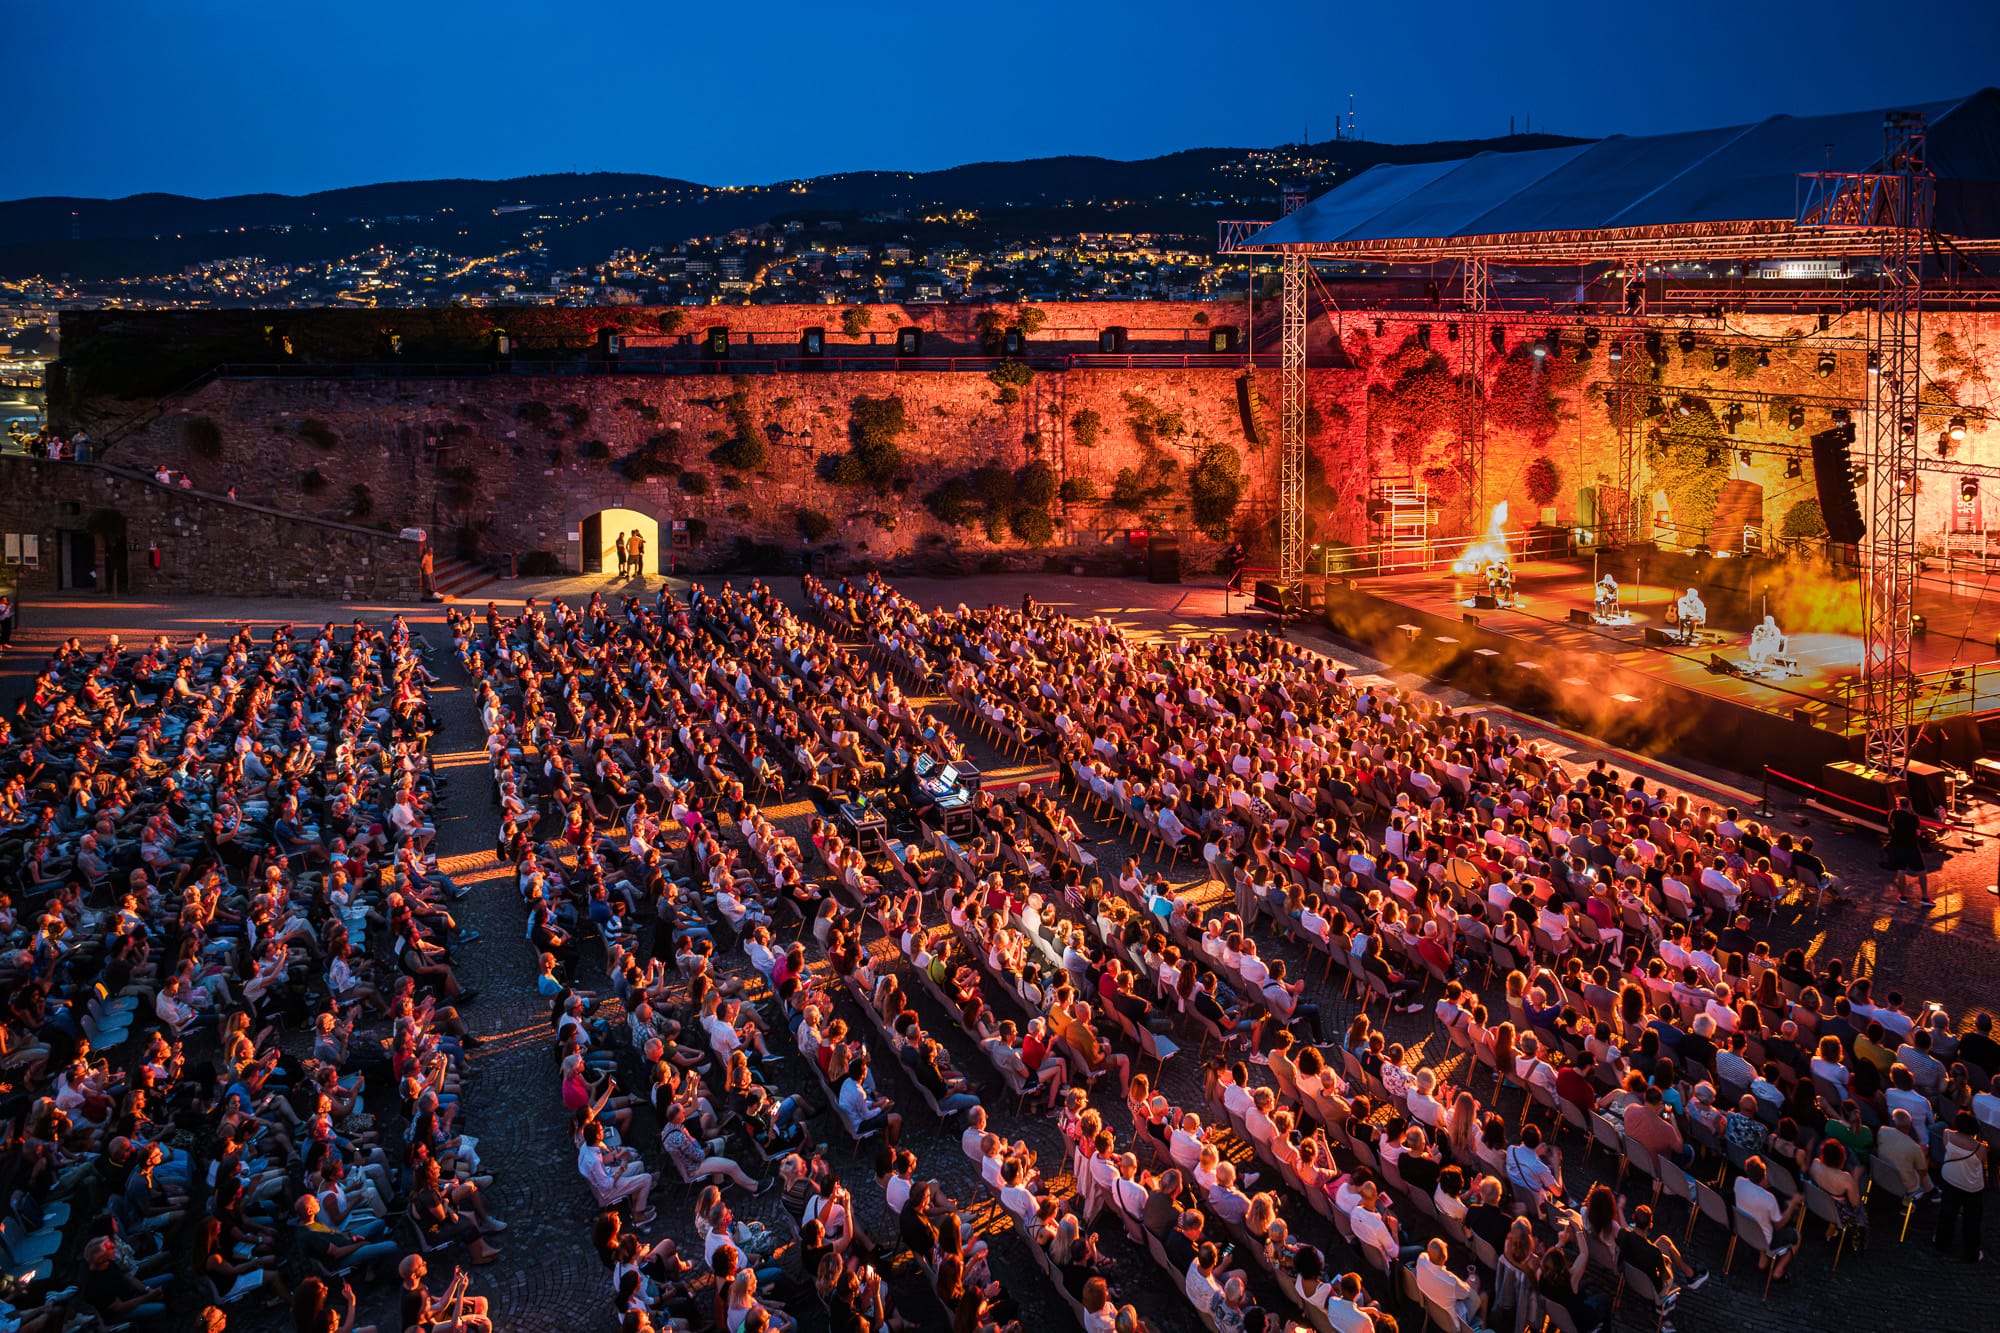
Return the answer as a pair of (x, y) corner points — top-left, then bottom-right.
(629, 529), (646, 580)
(614, 530), (629, 579)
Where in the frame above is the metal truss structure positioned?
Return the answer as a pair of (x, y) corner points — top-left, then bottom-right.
(1799, 114), (1932, 773)
(1457, 259), (1490, 521)
(1279, 187), (1309, 585)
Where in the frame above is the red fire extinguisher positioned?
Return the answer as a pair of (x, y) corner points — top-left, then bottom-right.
(148, 546), (161, 569)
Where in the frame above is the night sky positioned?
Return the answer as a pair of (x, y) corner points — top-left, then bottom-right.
(11, 0), (1999, 200)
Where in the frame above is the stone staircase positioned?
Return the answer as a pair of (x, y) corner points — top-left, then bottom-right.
(432, 555), (497, 601)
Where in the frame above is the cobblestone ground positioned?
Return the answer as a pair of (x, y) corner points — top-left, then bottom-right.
(3, 575), (1994, 1333)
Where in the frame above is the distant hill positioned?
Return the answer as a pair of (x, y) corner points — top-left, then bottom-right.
(0, 135), (1588, 280)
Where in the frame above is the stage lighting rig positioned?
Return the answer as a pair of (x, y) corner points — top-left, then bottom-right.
(1713, 347), (1729, 371)
(1949, 415), (1967, 442)
(1817, 352), (1837, 378)
(1678, 330), (1697, 355)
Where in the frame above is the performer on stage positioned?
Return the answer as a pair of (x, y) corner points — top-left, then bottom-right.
(1675, 587), (1707, 644)
(1485, 559), (1516, 608)
(1746, 614), (1788, 669)
(1593, 573), (1620, 619)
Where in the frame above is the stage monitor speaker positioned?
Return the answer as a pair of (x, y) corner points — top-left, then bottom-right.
(1146, 535), (1181, 584)
(1002, 327), (1025, 355)
(704, 326), (729, 358)
(1472, 594), (1499, 610)
(1210, 325), (1238, 354)
(1253, 580), (1294, 614)
(1790, 707), (1816, 725)
(1707, 653), (1735, 675)
(897, 327), (923, 357)
(1100, 326), (1128, 354)
(1462, 612), (1480, 627)
(1811, 426), (1866, 543)
(1567, 608), (1594, 626)
(1643, 627), (1674, 646)
(799, 326), (825, 357)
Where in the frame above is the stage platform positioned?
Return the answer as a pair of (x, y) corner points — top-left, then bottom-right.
(1322, 557), (2000, 776)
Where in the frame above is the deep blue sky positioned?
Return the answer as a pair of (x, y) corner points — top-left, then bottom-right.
(11, 0), (1999, 200)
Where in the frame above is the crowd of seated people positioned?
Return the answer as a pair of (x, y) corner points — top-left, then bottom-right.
(797, 572), (1996, 1327)
(0, 618), (510, 1333)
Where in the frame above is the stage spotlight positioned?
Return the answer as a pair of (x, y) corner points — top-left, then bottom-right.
(1446, 322), (1459, 342)
(1849, 465), (1867, 485)
(1417, 324), (1431, 350)
(1491, 326), (1506, 355)
(1817, 351), (1837, 377)
(1897, 469), (1916, 495)
(1739, 450), (1754, 466)
(1787, 406), (1806, 430)
(1724, 404), (1745, 433)
(1785, 458), (1802, 478)
(1546, 326), (1563, 354)
(1963, 476), (1981, 502)
(1757, 349), (1770, 368)
(1608, 341), (1623, 363)
(1678, 330), (1697, 354)
(1705, 447), (1721, 466)
(1831, 407), (1851, 426)
(1867, 351), (1880, 375)
(1646, 396), (1666, 419)
(1901, 415), (1918, 439)
(1949, 415), (1967, 441)
(1646, 331), (1665, 363)
(1938, 433), (1955, 458)
(1708, 303), (1725, 322)
(1532, 339), (1548, 360)
(1583, 327), (1601, 350)
(1676, 396), (1694, 416)
(1713, 347), (1729, 370)
(1374, 318), (1386, 336)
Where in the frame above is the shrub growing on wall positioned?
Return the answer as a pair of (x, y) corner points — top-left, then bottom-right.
(679, 471), (711, 495)
(300, 467), (331, 496)
(349, 482), (374, 518)
(970, 465), (1015, 541)
(797, 509), (834, 542)
(1781, 497), (1827, 539)
(710, 383), (768, 470)
(1010, 461), (1058, 545)
(1187, 444), (1247, 539)
(297, 417), (339, 449)
(989, 359), (1034, 405)
(181, 415), (224, 459)
(925, 477), (977, 527)
(1110, 456), (1179, 512)
(829, 394), (908, 490)
(1524, 454), (1563, 507)
(1122, 392), (1186, 447)
(618, 430), (684, 481)
(1070, 408), (1104, 449)
(516, 401), (554, 429)
(560, 403), (590, 430)
(1059, 478), (1097, 503)
(842, 307), (873, 339)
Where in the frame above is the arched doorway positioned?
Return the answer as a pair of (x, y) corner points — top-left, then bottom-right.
(579, 507), (661, 577)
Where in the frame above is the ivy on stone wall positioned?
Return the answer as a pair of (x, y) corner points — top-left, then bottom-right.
(1524, 454), (1562, 507)
(1070, 408), (1104, 449)
(827, 394), (908, 490)
(1780, 497), (1827, 539)
(618, 431), (684, 482)
(1647, 397), (1728, 535)
(297, 417), (339, 449)
(1187, 444), (1246, 540)
(1122, 392), (1186, 447)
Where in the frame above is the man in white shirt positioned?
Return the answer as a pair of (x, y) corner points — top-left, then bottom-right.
(1349, 1182), (1417, 1267)
(1415, 1238), (1485, 1326)
(1730, 1156), (1802, 1280)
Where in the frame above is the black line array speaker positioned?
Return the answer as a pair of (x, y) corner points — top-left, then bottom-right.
(1811, 425), (1866, 543)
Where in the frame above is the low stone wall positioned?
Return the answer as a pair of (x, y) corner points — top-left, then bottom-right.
(0, 456), (423, 601)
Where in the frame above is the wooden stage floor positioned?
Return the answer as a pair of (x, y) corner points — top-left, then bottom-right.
(1352, 559), (2000, 735)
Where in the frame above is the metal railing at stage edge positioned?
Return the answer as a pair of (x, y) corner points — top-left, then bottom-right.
(1760, 763), (1953, 841)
